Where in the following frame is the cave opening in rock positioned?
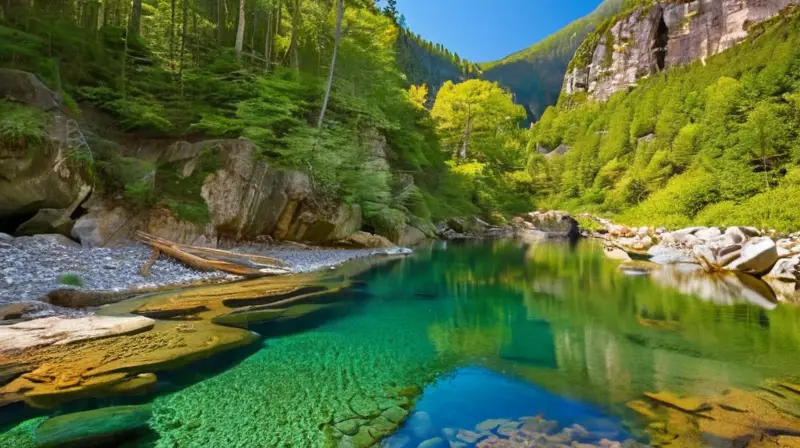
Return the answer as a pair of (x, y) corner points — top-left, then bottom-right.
(653, 15), (669, 71)
(0, 211), (39, 235)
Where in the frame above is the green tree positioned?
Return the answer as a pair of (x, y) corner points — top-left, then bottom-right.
(739, 103), (790, 189)
(431, 79), (526, 164)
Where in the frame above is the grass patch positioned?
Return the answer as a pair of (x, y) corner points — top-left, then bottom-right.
(0, 101), (44, 149)
(57, 273), (84, 287)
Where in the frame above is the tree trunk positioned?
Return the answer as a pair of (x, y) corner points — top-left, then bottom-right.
(170, 0), (176, 70)
(460, 104), (471, 159)
(264, 7), (273, 70)
(317, 0), (344, 128)
(250, 10), (258, 62)
(216, 0), (223, 42)
(129, 0), (142, 37)
(234, 0), (245, 58)
(289, 0), (301, 71)
(179, 0), (188, 92)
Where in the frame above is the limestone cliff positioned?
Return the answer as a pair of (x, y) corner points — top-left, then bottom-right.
(563, 0), (799, 100)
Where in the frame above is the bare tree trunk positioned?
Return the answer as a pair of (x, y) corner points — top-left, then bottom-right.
(234, 0), (245, 58)
(129, 0), (142, 37)
(264, 7), (272, 70)
(250, 10), (258, 62)
(194, 7), (200, 66)
(170, 0), (176, 71)
(317, 0), (343, 128)
(216, 0), (223, 42)
(289, 0), (301, 71)
(460, 104), (471, 159)
(179, 0), (188, 93)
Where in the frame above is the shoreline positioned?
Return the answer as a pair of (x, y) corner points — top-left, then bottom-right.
(0, 234), (412, 320)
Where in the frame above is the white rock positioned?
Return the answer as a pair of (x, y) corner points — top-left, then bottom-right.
(673, 226), (707, 236)
(695, 227), (722, 241)
(725, 237), (778, 276)
(765, 257), (799, 282)
(0, 315), (155, 353)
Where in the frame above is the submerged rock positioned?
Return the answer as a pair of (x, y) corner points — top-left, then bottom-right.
(34, 404), (153, 448)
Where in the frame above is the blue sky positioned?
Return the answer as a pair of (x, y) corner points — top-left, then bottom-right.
(379, 0), (603, 63)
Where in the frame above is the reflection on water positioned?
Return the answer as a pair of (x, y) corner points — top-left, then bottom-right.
(2, 239), (799, 446)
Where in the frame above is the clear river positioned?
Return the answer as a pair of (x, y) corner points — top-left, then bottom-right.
(2, 238), (800, 447)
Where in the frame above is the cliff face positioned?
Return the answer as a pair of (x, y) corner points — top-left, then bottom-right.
(564, 0), (799, 100)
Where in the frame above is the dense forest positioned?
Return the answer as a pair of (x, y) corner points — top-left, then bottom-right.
(480, 0), (624, 122)
(0, 0), (537, 240)
(529, 6), (800, 231)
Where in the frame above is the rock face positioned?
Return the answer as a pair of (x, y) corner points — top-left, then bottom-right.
(0, 68), (61, 111)
(564, 0), (799, 100)
(0, 72), (90, 226)
(72, 140), (366, 247)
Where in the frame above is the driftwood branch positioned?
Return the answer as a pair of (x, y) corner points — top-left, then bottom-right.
(135, 232), (292, 276)
(139, 247), (160, 277)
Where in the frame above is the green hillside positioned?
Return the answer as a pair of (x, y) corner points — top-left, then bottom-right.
(480, 0), (624, 121)
(527, 7), (800, 231)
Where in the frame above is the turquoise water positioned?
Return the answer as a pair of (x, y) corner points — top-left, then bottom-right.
(3, 239), (800, 447)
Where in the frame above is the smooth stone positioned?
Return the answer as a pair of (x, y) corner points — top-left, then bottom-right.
(0, 315), (155, 353)
(34, 404), (152, 448)
(0, 303), (32, 321)
(352, 426), (376, 448)
(381, 406), (408, 424)
(336, 419), (362, 436)
(725, 237), (778, 276)
(695, 227), (722, 241)
(456, 429), (484, 444)
(673, 226), (707, 235)
(475, 418), (510, 432)
(417, 437), (445, 448)
(408, 411), (432, 439)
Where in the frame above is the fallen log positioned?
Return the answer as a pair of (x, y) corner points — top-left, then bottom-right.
(135, 232), (292, 277)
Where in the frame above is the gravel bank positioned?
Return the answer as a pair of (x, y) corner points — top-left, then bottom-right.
(0, 234), (411, 318)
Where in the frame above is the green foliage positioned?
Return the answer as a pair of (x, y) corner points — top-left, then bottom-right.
(96, 156), (156, 205)
(0, 101), (44, 149)
(531, 8), (800, 230)
(58, 273), (84, 287)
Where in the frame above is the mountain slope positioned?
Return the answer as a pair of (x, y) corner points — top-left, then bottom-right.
(396, 30), (480, 104)
(480, 0), (625, 121)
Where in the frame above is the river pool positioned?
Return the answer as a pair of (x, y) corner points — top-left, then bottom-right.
(2, 238), (800, 447)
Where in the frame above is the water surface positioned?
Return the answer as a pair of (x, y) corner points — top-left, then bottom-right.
(3, 239), (800, 447)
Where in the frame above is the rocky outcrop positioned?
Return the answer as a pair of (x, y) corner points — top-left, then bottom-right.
(0, 69), (61, 111)
(71, 140), (366, 247)
(0, 72), (90, 228)
(564, 0), (799, 100)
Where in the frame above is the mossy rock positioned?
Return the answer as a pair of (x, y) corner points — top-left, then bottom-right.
(34, 404), (153, 448)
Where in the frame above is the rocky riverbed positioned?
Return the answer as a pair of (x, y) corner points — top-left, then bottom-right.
(0, 232), (412, 319)
(576, 214), (800, 304)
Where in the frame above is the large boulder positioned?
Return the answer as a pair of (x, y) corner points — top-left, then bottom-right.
(0, 68), (61, 111)
(71, 201), (138, 248)
(338, 231), (395, 249)
(725, 237), (779, 276)
(400, 226), (428, 247)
